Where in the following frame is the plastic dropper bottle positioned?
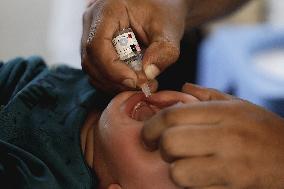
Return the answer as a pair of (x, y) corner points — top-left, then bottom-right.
(112, 28), (151, 97)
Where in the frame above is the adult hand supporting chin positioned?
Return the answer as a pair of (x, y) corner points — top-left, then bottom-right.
(81, 0), (188, 94)
(142, 83), (284, 188)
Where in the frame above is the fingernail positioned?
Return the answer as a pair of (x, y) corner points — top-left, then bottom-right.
(145, 64), (160, 80)
(122, 79), (136, 88)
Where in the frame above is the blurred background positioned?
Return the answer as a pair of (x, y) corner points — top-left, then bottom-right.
(0, 0), (284, 115)
(0, 0), (85, 68)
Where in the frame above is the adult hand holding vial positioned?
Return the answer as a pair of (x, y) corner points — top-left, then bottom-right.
(81, 0), (250, 95)
(81, 0), (188, 94)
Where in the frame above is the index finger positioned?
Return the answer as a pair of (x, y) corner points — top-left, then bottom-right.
(182, 83), (235, 101)
(141, 100), (237, 150)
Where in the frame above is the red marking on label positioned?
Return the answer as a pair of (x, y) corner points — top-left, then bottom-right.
(136, 45), (141, 51)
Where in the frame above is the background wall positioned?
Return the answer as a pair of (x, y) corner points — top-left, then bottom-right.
(267, 0), (284, 26)
(47, 0), (85, 68)
(0, 0), (50, 62)
(0, 0), (84, 67)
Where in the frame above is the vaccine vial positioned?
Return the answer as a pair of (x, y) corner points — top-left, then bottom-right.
(112, 28), (151, 97)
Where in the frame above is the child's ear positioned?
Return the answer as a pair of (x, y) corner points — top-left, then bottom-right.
(108, 184), (122, 189)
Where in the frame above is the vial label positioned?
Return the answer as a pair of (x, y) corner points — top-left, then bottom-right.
(112, 31), (142, 61)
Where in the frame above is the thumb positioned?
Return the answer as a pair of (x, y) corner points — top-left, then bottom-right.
(143, 40), (180, 80)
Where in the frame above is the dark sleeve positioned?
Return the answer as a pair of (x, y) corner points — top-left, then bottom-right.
(0, 57), (46, 106)
(0, 140), (59, 189)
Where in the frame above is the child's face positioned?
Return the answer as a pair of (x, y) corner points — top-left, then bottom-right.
(94, 91), (198, 189)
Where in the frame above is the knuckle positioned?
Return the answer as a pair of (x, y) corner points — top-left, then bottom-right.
(163, 42), (180, 62)
(223, 128), (247, 152)
(141, 126), (151, 142)
(171, 45), (180, 59)
(206, 88), (222, 100)
(160, 109), (175, 126)
(230, 133), (245, 149)
(160, 130), (176, 156)
(151, 41), (180, 68)
(170, 162), (188, 187)
(203, 90), (213, 101)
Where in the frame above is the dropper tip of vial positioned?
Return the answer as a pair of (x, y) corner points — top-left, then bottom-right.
(141, 83), (152, 98)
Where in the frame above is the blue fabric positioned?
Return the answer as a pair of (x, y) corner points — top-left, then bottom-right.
(198, 25), (284, 116)
(0, 57), (98, 188)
